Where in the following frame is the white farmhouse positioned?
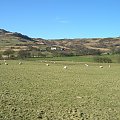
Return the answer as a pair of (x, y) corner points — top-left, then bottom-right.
(51, 47), (57, 50)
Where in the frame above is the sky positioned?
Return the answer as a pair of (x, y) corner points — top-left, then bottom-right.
(0, 0), (120, 39)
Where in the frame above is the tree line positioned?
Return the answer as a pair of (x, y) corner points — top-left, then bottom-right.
(0, 47), (120, 63)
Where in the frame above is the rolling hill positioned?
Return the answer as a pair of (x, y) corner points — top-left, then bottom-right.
(0, 29), (120, 53)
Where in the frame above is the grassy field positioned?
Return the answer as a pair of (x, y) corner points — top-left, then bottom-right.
(26, 54), (120, 63)
(0, 60), (120, 120)
(26, 56), (94, 62)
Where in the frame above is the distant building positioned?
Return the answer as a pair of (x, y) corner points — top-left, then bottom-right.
(51, 47), (57, 50)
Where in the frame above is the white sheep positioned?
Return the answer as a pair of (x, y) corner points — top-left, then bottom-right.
(85, 64), (88, 67)
(99, 66), (103, 68)
(46, 64), (49, 66)
(109, 65), (111, 68)
(19, 62), (22, 65)
(64, 66), (67, 69)
(5, 62), (8, 65)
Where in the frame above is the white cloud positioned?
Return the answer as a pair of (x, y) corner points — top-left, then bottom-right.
(59, 20), (68, 23)
(55, 17), (69, 23)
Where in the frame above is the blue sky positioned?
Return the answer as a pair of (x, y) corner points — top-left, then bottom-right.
(0, 0), (120, 39)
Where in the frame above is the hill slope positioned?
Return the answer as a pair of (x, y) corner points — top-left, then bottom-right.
(0, 29), (120, 53)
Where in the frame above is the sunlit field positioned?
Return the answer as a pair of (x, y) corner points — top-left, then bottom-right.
(0, 60), (120, 120)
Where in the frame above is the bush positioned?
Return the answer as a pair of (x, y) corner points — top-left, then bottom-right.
(3, 49), (15, 59)
(93, 56), (112, 63)
(18, 50), (31, 59)
(9, 55), (16, 60)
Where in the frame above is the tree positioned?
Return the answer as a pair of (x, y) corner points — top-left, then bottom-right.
(18, 50), (31, 59)
(3, 49), (15, 59)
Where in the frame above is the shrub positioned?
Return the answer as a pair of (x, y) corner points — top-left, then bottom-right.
(9, 55), (16, 60)
(18, 50), (31, 59)
(93, 56), (112, 63)
(3, 49), (15, 59)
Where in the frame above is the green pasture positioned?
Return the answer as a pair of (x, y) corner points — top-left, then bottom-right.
(26, 56), (95, 62)
(0, 60), (120, 119)
(26, 54), (120, 63)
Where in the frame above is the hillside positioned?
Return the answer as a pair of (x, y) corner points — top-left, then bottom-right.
(0, 29), (120, 53)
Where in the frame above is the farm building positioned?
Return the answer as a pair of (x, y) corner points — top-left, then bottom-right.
(51, 47), (57, 50)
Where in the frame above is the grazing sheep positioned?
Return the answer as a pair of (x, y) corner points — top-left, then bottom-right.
(64, 66), (67, 69)
(99, 66), (103, 68)
(19, 62), (22, 65)
(85, 64), (88, 67)
(109, 65), (111, 68)
(46, 64), (49, 66)
(5, 62), (8, 65)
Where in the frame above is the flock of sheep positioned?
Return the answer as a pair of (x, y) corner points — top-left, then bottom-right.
(0, 60), (111, 69)
(45, 62), (111, 69)
(0, 60), (23, 65)
(45, 62), (67, 69)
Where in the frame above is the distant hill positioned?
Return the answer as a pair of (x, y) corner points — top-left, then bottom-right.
(0, 29), (120, 53)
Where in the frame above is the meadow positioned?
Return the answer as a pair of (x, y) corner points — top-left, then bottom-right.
(26, 56), (94, 62)
(26, 54), (120, 63)
(0, 60), (120, 120)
